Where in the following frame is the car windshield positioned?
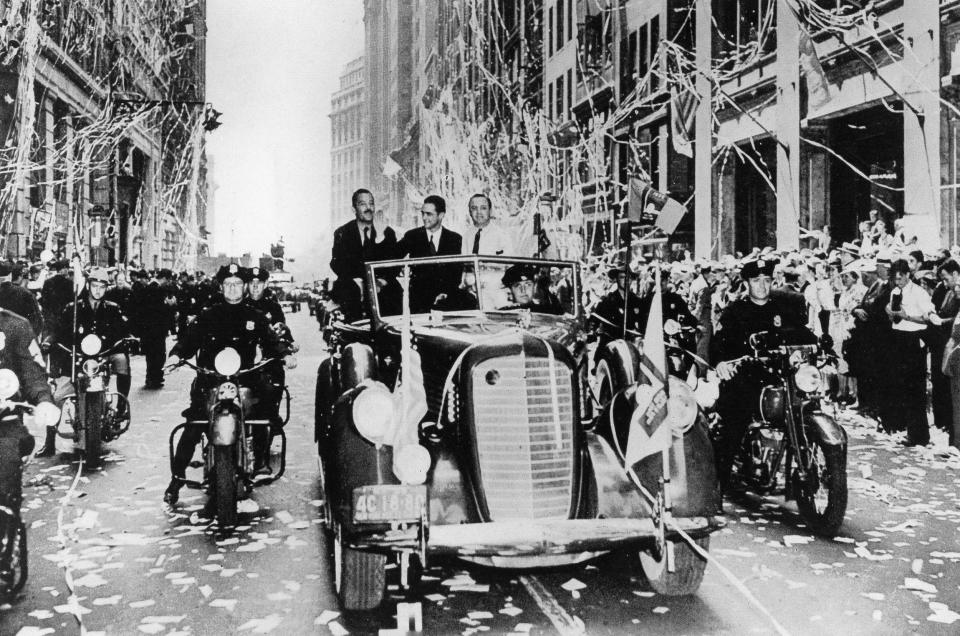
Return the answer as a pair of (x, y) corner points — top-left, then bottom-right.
(368, 256), (578, 319)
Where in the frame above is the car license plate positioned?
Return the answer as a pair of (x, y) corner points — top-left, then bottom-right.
(352, 485), (427, 524)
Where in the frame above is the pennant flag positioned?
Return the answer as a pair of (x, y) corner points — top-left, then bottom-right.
(625, 271), (672, 464)
(392, 264), (428, 450)
(670, 86), (698, 158)
(798, 21), (831, 111)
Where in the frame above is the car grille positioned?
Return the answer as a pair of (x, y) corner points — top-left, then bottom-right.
(471, 354), (575, 521)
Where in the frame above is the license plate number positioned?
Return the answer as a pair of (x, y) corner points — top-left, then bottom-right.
(352, 485), (427, 523)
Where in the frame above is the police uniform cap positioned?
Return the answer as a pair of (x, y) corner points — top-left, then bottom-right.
(501, 264), (538, 287)
(86, 267), (110, 283)
(49, 258), (70, 271)
(250, 266), (270, 282)
(157, 268), (174, 279)
(606, 264), (638, 280)
(740, 257), (778, 279)
(0, 260), (15, 277)
(216, 263), (251, 283)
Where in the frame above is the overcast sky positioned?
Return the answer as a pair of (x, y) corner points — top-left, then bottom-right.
(206, 0), (363, 277)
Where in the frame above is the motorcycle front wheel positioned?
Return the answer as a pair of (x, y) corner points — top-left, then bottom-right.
(795, 438), (847, 537)
(213, 446), (238, 527)
(83, 392), (104, 469)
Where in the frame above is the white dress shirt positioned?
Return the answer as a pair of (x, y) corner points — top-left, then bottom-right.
(892, 281), (934, 332)
(462, 221), (515, 256)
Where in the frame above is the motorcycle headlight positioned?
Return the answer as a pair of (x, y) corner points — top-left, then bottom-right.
(794, 364), (822, 393)
(393, 443), (431, 485)
(80, 334), (102, 356)
(82, 359), (100, 377)
(352, 382), (395, 445)
(217, 382), (239, 400)
(666, 377), (698, 437)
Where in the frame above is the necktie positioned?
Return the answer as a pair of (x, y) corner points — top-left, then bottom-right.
(363, 227), (370, 249)
(428, 233), (437, 256)
(472, 228), (481, 255)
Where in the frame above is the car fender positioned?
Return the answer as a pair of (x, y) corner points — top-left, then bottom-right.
(327, 387), (396, 532)
(584, 432), (650, 518)
(595, 340), (640, 398)
(340, 342), (377, 389)
(804, 410), (847, 448)
(315, 358), (333, 445)
(597, 390), (721, 519)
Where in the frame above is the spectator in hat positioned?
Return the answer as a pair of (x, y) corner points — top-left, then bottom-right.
(689, 262), (718, 361)
(138, 266), (177, 389)
(829, 264), (867, 403)
(939, 259), (960, 448)
(928, 261), (960, 440)
(884, 259), (936, 446)
(0, 260), (42, 336)
(848, 257), (891, 419)
(40, 259), (74, 339)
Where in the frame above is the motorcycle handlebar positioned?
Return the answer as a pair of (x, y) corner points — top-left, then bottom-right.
(165, 357), (281, 378)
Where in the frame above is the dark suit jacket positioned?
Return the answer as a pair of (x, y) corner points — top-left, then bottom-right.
(398, 226), (463, 312)
(398, 226), (462, 258)
(771, 286), (807, 325)
(330, 220), (400, 281)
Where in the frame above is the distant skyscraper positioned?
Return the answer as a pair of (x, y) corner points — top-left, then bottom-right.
(330, 56), (366, 225)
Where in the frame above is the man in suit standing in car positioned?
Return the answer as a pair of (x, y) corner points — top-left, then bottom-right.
(399, 195), (462, 312)
(330, 188), (399, 320)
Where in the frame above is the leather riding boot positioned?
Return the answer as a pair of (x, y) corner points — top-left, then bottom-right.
(36, 427), (57, 457)
(163, 477), (183, 505)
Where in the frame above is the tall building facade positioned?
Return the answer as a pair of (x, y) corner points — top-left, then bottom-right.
(0, 0), (209, 269)
(330, 56), (367, 225)
(364, 1), (960, 257)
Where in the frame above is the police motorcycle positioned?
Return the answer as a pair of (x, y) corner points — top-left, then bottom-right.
(0, 370), (41, 598)
(166, 348), (290, 526)
(716, 331), (847, 537)
(53, 335), (138, 468)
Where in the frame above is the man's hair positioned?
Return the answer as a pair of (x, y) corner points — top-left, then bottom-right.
(939, 258), (960, 276)
(423, 194), (446, 215)
(468, 193), (491, 209)
(908, 249), (924, 265)
(889, 258), (911, 277)
(351, 188), (373, 208)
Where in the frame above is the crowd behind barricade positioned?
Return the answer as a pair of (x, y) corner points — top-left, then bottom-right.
(583, 214), (960, 451)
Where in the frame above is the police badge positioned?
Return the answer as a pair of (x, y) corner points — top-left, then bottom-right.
(773, 315), (782, 328)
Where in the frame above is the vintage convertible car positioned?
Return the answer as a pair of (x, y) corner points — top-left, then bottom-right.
(315, 255), (723, 610)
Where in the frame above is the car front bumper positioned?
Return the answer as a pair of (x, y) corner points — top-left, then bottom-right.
(347, 515), (726, 558)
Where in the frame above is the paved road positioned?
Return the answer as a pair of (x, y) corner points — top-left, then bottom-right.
(3, 311), (960, 635)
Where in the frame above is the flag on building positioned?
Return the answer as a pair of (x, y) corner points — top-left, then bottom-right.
(798, 18), (831, 111)
(670, 86), (698, 158)
(624, 272), (672, 464)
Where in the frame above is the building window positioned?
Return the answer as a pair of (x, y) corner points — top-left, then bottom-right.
(556, 75), (564, 121)
(548, 81), (554, 120)
(548, 6), (554, 57)
(567, 68), (573, 116)
(556, 0), (564, 52)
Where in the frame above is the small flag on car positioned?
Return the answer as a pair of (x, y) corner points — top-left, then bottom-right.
(625, 268), (672, 464)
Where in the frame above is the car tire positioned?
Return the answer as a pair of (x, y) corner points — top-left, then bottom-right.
(594, 341), (638, 407)
(638, 536), (709, 596)
(333, 524), (386, 610)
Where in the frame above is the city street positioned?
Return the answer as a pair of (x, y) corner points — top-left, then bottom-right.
(0, 311), (955, 635)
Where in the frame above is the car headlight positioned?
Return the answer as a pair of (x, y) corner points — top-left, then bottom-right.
(217, 382), (239, 400)
(794, 364), (822, 393)
(352, 382), (395, 445)
(666, 377), (698, 437)
(393, 443), (431, 485)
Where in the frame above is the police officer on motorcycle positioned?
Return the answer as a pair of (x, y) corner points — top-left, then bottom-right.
(711, 257), (817, 487)
(163, 264), (296, 504)
(40, 267), (134, 457)
(245, 266), (298, 472)
(0, 309), (60, 500)
(591, 264), (644, 360)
